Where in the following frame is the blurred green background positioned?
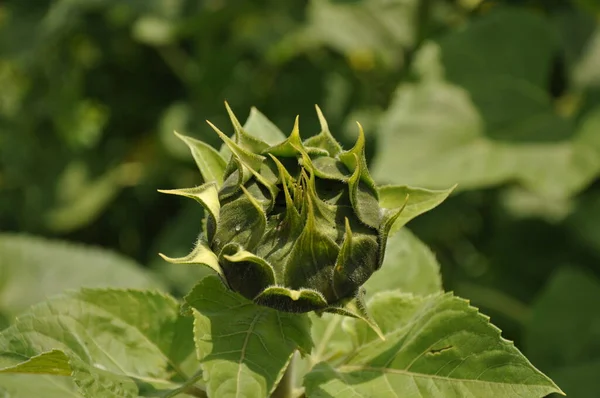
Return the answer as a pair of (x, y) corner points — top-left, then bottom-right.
(1, 0), (600, 396)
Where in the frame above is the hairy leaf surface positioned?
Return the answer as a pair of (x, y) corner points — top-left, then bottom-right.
(305, 291), (562, 397)
(0, 289), (195, 398)
(185, 275), (313, 398)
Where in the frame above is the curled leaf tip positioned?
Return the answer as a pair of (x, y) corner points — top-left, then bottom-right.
(224, 101), (243, 133)
(315, 104), (329, 130)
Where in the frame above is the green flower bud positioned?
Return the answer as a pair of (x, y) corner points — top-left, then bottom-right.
(160, 104), (408, 335)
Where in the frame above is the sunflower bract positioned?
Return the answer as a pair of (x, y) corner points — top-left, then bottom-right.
(160, 104), (407, 325)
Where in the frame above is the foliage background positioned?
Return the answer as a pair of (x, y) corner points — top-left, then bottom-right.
(1, 0), (600, 396)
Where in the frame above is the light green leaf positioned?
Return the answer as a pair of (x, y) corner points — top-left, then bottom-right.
(306, 291), (563, 397)
(378, 185), (454, 233)
(0, 350), (70, 375)
(293, 312), (354, 393)
(364, 228), (442, 296)
(158, 183), (220, 226)
(572, 26), (600, 89)
(174, 132), (227, 186)
(0, 374), (83, 398)
(185, 275), (313, 398)
(373, 9), (600, 198)
(0, 289), (196, 398)
(243, 107), (287, 146)
(45, 162), (142, 233)
(308, 313), (353, 367)
(299, 0), (418, 69)
(132, 16), (175, 46)
(373, 80), (600, 199)
(526, 267), (600, 398)
(0, 234), (160, 319)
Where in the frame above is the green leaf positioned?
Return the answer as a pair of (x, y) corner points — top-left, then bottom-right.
(299, 0), (418, 68)
(45, 162), (142, 233)
(304, 105), (343, 157)
(132, 16), (175, 46)
(306, 291), (563, 397)
(569, 21), (600, 89)
(293, 312), (355, 393)
(185, 275), (313, 398)
(158, 183), (220, 225)
(526, 267), (600, 398)
(243, 107), (287, 146)
(0, 350), (70, 375)
(174, 132), (227, 186)
(0, 289), (195, 397)
(373, 79), (600, 199)
(0, 234), (160, 319)
(378, 185), (454, 233)
(159, 240), (223, 279)
(438, 9), (564, 141)
(0, 374), (83, 398)
(364, 228), (442, 296)
(308, 313), (354, 367)
(373, 10), (600, 198)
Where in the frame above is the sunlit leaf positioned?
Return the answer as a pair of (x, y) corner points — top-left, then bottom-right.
(373, 9), (600, 198)
(0, 234), (160, 320)
(0, 289), (196, 397)
(306, 291), (563, 397)
(185, 275), (313, 398)
(373, 80), (600, 198)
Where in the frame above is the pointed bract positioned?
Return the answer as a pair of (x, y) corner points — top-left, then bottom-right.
(174, 131), (227, 186)
(160, 104), (449, 324)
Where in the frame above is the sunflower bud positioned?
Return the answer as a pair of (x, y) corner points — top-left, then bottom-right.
(160, 104), (408, 333)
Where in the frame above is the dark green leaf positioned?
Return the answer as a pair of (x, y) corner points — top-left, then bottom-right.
(526, 267), (600, 398)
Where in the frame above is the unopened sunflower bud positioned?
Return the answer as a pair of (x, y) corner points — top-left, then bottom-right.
(160, 104), (408, 336)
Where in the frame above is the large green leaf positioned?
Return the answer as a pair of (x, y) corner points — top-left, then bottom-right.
(571, 25), (600, 89)
(0, 234), (160, 319)
(373, 79), (600, 198)
(526, 267), (600, 398)
(294, 0), (418, 68)
(0, 289), (197, 398)
(372, 9), (600, 198)
(305, 291), (562, 397)
(185, 275), (313, 398)
(0, 374), (83, 398)
(364, 228), (442, 297)
(438, 8), (565, 142)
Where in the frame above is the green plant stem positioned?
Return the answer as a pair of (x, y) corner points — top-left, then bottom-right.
(271, 355), (295, 398)
(162, 370), (207, 398)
